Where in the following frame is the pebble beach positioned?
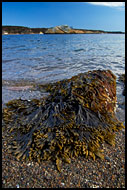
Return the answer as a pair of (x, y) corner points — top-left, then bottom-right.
(2, 126), (125, 188)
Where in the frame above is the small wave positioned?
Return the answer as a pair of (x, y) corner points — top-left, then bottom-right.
(6, 86), (33, 91)
(111, 61), (119, 64)
(74, 48), (85, 52)
(2, 58), (20, 63)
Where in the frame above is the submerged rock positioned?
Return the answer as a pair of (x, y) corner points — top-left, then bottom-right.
(118, 74), (125, 96)
(118, 73), (125, 83)
(2, 70), (124, 171)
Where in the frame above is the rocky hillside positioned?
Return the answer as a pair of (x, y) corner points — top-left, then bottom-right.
(45, 25), (105, 34)
(2, 25), (124, 35)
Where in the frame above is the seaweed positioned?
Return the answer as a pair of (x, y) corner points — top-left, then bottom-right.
(3, 70), (124, 171)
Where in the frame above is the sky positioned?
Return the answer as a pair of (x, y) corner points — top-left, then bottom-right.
(2, 2), (125, 32)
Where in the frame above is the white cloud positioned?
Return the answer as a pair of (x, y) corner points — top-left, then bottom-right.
(87, 2), (125, 7)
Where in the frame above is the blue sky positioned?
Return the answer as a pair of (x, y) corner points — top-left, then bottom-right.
(2, 2), (125, 32)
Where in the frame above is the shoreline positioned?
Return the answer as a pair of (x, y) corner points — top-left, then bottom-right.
(2, 25), (125, 35)
(2, 73), (125, 188)
(2, 32), (125, 35)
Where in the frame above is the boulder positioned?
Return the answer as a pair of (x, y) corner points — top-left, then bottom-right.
(3, 70), (124, 171)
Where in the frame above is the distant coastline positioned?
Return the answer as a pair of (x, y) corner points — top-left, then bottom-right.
(2, 25), (125, 35)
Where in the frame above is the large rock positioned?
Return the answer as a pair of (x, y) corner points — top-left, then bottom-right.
(3, 70), (124, 171)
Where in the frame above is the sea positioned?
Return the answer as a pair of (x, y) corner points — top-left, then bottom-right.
(2, 34), (125, 122)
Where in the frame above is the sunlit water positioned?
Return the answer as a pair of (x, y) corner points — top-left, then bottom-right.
(2, 34), (125, 122)
(2, 34), (125, 83)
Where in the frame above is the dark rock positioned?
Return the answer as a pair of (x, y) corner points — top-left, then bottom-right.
(122, 89), (125, 96)
(118, 74), (125, 96)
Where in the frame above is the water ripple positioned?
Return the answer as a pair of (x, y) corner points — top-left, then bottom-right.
(2, 34), (125, 83)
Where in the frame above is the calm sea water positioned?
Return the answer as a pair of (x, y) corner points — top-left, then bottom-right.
(2, 34), (125, 83)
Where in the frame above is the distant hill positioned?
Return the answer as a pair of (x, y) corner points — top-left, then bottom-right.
(2, 25), (124, 35)
(2, 26), (47, 34)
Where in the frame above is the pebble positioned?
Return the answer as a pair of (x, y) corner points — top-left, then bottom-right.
(105, 156), (111, 162)
(92, 185), (100, 188)
(16, 184), (19, 188)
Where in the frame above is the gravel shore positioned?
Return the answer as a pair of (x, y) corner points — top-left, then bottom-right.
(2, 128), (125, 188)
(2, 81), (125, 188)
(2, 110), (125, 188)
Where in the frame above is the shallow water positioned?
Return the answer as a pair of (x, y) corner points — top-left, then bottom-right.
(2, 34), (125, 83)
(2, 34), (125, 122)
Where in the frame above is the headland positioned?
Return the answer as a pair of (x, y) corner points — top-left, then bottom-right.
(2, 25), (124, 35)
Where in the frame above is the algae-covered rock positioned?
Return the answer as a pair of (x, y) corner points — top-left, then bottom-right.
(3, 70), (124, 171)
